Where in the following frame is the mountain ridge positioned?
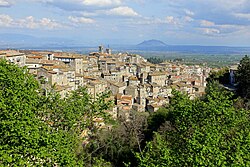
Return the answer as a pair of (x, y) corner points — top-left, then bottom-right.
(137, 39), (167, 47)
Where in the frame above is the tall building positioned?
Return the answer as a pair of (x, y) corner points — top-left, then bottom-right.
(99, 45), (104, 54)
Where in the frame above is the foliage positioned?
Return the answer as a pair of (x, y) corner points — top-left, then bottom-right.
(41, 87), (113, 133)
(0, 60), (80, 166)
(135, 83), (250, 166)
(0, 60), (113, 166)
(135, 133), (172, 167)
(146, 107), (171, 140)
(236, 55), (250, 98)
(207, 67), (230, 84)
(40, 88), (114, 166)
(90, 111), (149, 167)
(147, 57), (164, 64)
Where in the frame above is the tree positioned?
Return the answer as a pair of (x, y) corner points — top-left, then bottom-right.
(236, 55), (250, 98)
(0, 60), (82, 166)
(206, 67), (230, 84)
(146, 107), (172, 140)
(135, 133), (172, 167)
(147, 57), (164, 64)
(135, 86), (250, 166)
(40, 87), (114, 166)
(0, 60), (115, 166)
(90, 111), (149, 167)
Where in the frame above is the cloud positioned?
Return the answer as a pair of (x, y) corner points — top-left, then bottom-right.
(200, 28), (220, 35)
(0, 0), (12, 7)
(81, 0), (121, 7)
(214, 0), (247, 10)
(36, 0), (122, 11)
(132, 15), (193, 27)
(183, 16), (194, 22)
(80, 11), (98, 17)
(106, 6), (139, 17)
(184, 9), (194, 16)
(68, 16), (95, 24)
(0, 14), (13, 26)
(200, 20), (215, 27)
(40, 18), (63, 29)
(18, 16), (62, 29)
(0, 14), (63, 29)
(165, 16), (179, 25)
(233, 13), (250, 20)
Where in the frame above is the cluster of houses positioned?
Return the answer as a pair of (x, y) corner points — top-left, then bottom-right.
(0, 47), (211, 117)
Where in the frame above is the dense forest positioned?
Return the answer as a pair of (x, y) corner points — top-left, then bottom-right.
(0, 56), (250, 166)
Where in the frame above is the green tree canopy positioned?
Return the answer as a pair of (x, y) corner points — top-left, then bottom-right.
(136, 82), (250, 166)
(0, 60), (114, 166)
(236, 55), (250, 98)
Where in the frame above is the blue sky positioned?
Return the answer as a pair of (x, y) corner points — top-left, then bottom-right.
(1, 0), (250, 46)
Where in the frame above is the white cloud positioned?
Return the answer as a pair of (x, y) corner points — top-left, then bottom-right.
(184, 9), (194, 16)
(183, 16), (194, 22)
(233, 13), (250, 20)
(214, 0), (247, 10)
(133, 15), (191, 26)
(165, 16), (179, 25)
(40, 18), (62, 29)
(200, 20), (215, 27)
(68, 16), (95, 24)
(18, 16), (62, 29)
(80, 11), (98, 17)
(18, 16), (38, 29)
(0, 14), (62, 29)
(0, 14), (13, 26)
(197, 18), (244, 35)
(133, 17), (164, 25)
(201, 28), (220, 35)
(81, 0), (121, 7)
(106, 6), (139, 17)
(32, 0), (123, 11)
(0, 0), (11, 7)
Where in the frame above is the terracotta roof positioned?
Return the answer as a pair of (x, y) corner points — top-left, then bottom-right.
(26, 55), (43, 59)
(25, 59), (42, 64)
(129, 76), (138, 81)
(48, 71), (57, 74)
(0, 50), (25, 57)
(122, 106), (131, 111)
(121, 95), (132, 101)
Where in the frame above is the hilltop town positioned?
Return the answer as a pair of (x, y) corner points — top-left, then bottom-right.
(0, 46), (210, 116)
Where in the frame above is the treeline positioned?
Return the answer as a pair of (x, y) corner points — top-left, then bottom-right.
(147, 57), (164, 64)
(0, 57), (250, 166)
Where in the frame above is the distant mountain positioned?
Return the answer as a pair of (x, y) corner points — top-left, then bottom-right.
(0, 33), (77, 49)
(137, 40), (167, 47)
(0, 33), (38, 42)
